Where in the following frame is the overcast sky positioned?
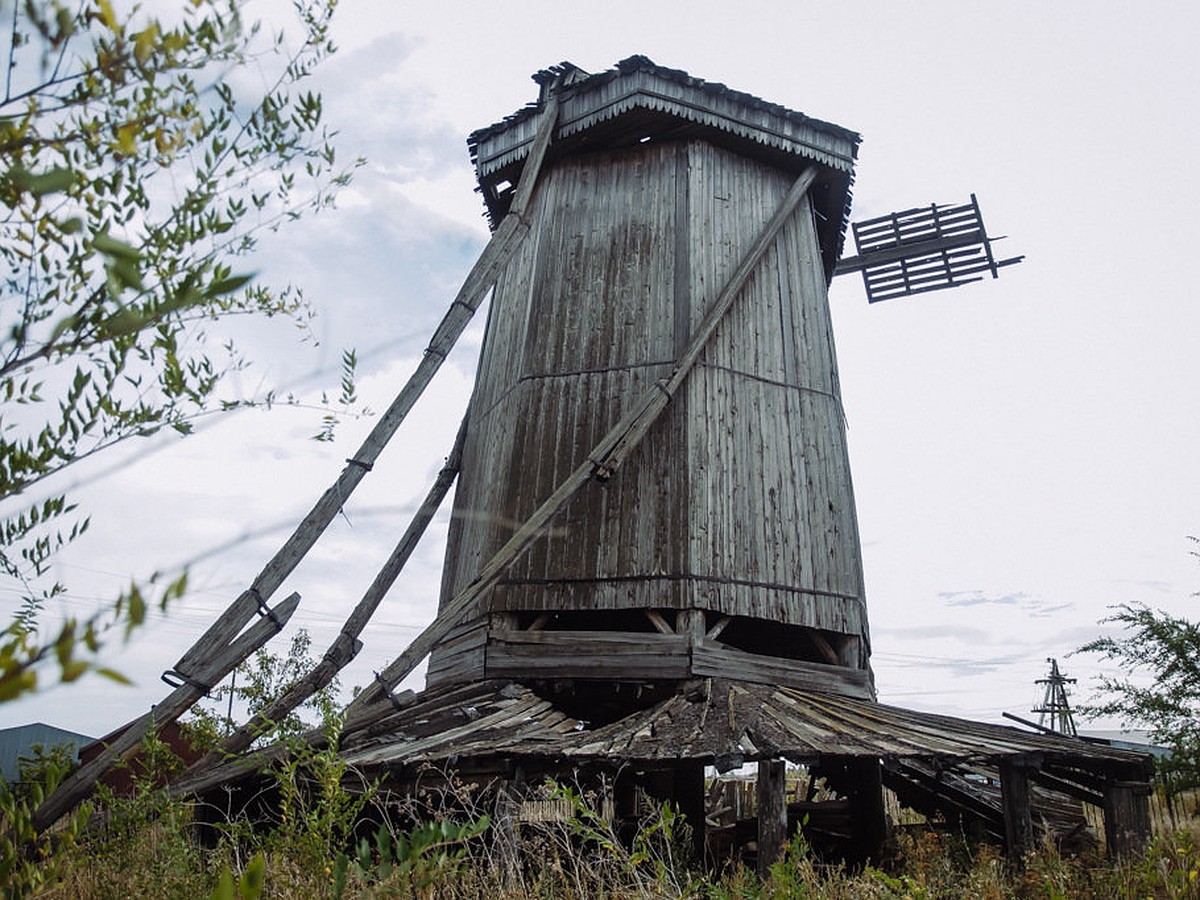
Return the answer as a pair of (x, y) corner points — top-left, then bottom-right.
(4, 1), (1199, 739)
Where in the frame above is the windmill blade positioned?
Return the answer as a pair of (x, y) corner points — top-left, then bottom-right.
(834, 193), (1023, 302)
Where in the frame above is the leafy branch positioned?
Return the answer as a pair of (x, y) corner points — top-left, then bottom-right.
(0, 0), (361, 694)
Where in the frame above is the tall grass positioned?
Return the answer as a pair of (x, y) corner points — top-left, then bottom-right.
(22, 754), (1200, 899)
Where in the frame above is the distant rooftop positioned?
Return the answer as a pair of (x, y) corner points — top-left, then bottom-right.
(1080, 729), (1173, 758)
(0, 722), (94, 782)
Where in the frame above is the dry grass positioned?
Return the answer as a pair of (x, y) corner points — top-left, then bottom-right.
(32, 767), (1200, 900)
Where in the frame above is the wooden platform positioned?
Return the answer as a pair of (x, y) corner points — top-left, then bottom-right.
(178, 677), (1150, 795)
(334, 679), (1149, 778)
(174, 677), (1154, 861)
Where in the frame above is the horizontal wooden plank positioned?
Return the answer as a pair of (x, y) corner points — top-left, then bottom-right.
(486, 650), (691, 679)
(693, 641), (873, 699)
(853, 208), (981, 245)
(867, 276), (985, 304)
(486, 628), (691, 678)
(864, 257), (995, 290)
(864, 255), (988, 288)
(491, 583), (865, 635)
(852, 200), (976, 232)
(489, 629), (690, 651)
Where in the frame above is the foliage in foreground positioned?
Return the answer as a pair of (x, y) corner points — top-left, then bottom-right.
(1075, 599), (1200, 793)
(0, 0), (359, 704)
(187, 629), (342, 750)
(10, 753), (1199, 900)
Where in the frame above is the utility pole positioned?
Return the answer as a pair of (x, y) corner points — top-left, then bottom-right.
(1033, 658), (1077, 736)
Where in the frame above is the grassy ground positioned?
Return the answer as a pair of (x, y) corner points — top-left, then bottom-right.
(34, 782), (1200, 899)
(10, 740), (1200, 899)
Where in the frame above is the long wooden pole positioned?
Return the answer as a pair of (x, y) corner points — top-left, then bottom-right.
(33, 94), (562, 831)
(175, 93), (560, 679)
(344, 166), (818, 727)
(195, 416), (468, 764)
(32, 593), (300, 831)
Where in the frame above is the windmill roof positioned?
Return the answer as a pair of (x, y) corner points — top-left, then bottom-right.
(469, 55), (859, 175)
(467, 56), (860, 272)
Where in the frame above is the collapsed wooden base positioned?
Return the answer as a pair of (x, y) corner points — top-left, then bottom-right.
(178, 677), (1154, 868)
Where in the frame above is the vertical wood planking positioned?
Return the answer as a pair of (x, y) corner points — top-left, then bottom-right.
(432, 135), (868, 686)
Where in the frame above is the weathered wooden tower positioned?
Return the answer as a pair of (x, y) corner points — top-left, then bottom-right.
(39, 57), (1153, 874)
(428, 58), (871, 708)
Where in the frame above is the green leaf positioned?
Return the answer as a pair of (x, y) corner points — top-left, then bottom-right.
(18, 167), (77, 197)
(209, 273), (255, 296)
(98, 307), (145, 338)
(48, 313), (79, 345)
(0, 669), (37, 703)
(108, 257), (145, 291)
(91, 231), (141, 261)
(60, 659), (88, 682)
(209, 866), (236, 900)
(124, 585), (146, 638)
(95, 0), (119, 30)
(238, 853), (266, 899)
(133, 24), (159, 65)
(95, 667), (132, 685)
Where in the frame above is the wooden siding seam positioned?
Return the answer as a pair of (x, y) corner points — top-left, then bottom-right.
(695, 360), (844, 404)
(493, 572), (860, 602)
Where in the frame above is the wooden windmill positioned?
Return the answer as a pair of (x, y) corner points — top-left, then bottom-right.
(424, 57), (1020, 713)
(427, 57), (871, 707)
(37, 57), (1157, 871)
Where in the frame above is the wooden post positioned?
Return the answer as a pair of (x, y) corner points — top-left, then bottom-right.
(825, 757), (887, 866)
(674, 761), (707, 864)
(757, 758), (787, 879)
(999, 759), (1036, 862)
(676, 609), (706, 646)
(1102, 780), (1151, 859)
(837, 635), (861, 669)
(613, 769), (639, 847)
(493, 778), (522, 878)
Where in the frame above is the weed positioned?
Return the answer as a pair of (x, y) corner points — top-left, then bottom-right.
(15, 761), (1200, 899)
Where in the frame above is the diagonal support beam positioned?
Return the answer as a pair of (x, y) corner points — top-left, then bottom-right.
(33, 93), (562, 831)
(193, 416), (469, 765)
(32, 593), (300, 831)
(344, 166), (819, 726)
(174, 91), (560, 680)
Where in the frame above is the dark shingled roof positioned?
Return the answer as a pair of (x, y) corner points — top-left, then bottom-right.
(466, 56), (861, 276)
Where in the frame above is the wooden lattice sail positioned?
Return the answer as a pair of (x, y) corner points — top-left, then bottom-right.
(427, 57), (871, 701)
